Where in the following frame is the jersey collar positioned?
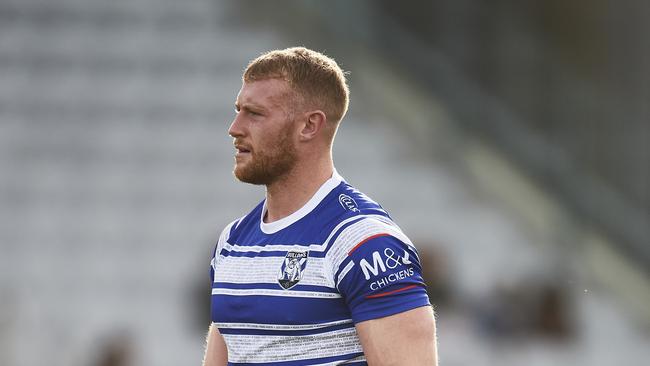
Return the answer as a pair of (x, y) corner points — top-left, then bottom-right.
(260, 170), (344, 234)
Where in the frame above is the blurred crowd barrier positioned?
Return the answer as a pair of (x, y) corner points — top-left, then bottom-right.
(1, 1), (648, 365)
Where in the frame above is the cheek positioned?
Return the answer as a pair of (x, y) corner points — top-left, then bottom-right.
(260, 126), (288, 147)
(251, 117), (296, 150)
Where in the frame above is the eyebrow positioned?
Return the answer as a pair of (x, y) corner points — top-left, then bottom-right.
(234, 101), (268, 113)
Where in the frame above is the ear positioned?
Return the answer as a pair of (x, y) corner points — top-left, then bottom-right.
(298, 110), (327, 141)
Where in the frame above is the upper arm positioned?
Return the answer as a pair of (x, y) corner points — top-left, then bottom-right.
(334, 232), (431, 323)
(356, 306), (438, 366)
(203, 323), (228, 366)
(328, 219), (437, 364)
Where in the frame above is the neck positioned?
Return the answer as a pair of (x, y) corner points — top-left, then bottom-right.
(264, 155), (334, 223)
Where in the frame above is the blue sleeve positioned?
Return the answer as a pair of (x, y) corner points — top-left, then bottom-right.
(336, 235), (431, 324)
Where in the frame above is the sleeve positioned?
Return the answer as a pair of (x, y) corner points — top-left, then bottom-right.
(209, 243), (218, 282)
(209, 218), (241, 281)
(330, 220), (431, 324)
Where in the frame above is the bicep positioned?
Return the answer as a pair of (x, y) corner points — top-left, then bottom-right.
(203, 323), (228, 366)
(336, 235), (430, 323)
(355, 306), (438, 366)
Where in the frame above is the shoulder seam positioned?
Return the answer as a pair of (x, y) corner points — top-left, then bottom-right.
(217, 216), (245, 253)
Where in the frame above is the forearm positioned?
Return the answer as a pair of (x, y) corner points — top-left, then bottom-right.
(202, 323), (228, 366)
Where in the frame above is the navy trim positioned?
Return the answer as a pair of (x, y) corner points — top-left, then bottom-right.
(213, 282), (339, 293)
(227, 352), (365, 366)
(218, 322), (354, 336)
(220, 249), (293, 258)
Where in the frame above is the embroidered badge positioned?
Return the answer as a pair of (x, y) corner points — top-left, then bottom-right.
(339, 194), (360, 212)
(278, 250), (309, 290)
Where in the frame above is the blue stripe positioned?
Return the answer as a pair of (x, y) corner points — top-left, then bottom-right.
(214, 282), (339, 293)
(221, 216), (369, 259)
(218, 322), (354, 336)
(221, 249), (291, 258)
(212, 295), (352, 324)
(227, 352), (365, 366)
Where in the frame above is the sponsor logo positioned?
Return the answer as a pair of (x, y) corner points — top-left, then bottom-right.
(370, 268), (415, 291)
(339, 194), (360, 212)
(277, 250), (309, 290)
(359, 248), (415, 291)
(359, 248), (412, 280)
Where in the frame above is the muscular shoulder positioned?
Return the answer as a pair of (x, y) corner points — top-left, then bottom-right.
(215, 216), (245, 252)
(220, 200), (265, 243)
(334, 183), (389, 218)
(325, 215), (411, 267)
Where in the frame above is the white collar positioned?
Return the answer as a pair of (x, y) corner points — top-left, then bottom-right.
(260, 170), (344, 234)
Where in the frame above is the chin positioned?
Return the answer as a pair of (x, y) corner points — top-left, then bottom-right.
(234, 167), (265, 185)
(233, 166), (247, 182)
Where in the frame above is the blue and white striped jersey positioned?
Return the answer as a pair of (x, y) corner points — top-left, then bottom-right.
(210, 172), (430, 365)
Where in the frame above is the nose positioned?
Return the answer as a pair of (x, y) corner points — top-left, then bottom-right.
(228, 114), (245, 138)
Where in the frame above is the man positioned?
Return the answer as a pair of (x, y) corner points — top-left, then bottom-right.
(204, 47), (438, 365)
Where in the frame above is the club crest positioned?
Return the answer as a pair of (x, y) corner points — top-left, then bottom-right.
(277, 250), (309, 290)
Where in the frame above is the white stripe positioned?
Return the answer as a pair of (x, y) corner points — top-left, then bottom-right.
(215, 319), (353, 331)
(223, 327), (363, 363)
(233, 216), (245, 230)
(216, 219), (240, 254)
(317, 215), (371, 252)
(223, 214), (399, 254)
(326, 217), (415, 277)
(212, 218), (243, 276)
(319, 215), (401, 288)
(223, 242), (318, 253)
(336, 261), (355, 289)
(213, 256), (331, 287)
(212, 288), (341, 299)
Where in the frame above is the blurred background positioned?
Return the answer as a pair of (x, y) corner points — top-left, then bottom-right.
(0, 0), (648, 365)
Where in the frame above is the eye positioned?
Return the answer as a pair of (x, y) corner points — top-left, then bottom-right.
(236, 105), (264, 117)
(245, 108), (264, 117)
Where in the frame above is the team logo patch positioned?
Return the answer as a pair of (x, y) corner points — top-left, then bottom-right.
(277, 250), (309, 290)
(339, 194), (360, 212)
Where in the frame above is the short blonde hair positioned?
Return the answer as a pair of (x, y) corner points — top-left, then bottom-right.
(243, 47), (349, 124)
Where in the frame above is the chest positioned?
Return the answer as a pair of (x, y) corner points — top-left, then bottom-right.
(210, 237), (348, 325)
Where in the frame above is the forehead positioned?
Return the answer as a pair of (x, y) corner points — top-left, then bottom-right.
(236, 78), (292, 110)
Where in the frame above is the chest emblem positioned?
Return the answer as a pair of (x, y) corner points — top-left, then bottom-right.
(278, 250), (309, 290)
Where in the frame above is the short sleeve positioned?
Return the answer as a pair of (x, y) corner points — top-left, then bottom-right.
(209, 244), (218, 281)
(210, 218), (241, 281)
(335, 235), (430, 323)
